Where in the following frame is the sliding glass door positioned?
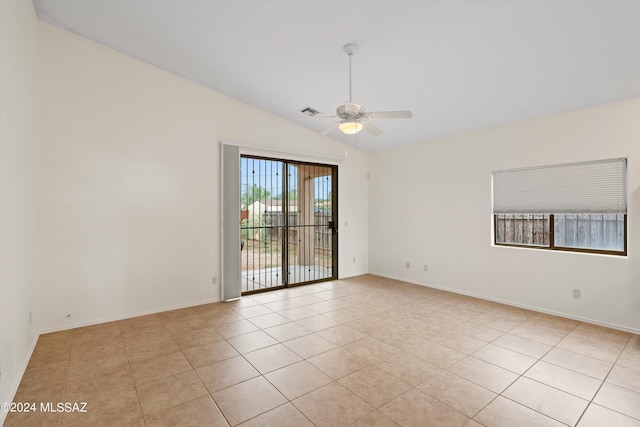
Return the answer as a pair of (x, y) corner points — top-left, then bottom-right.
(240, 156), (337, 294)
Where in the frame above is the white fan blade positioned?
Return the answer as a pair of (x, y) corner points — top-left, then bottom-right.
(320, 122), (340, 136)
(362, 121), (383, 136)
(367, 110), (413, 119)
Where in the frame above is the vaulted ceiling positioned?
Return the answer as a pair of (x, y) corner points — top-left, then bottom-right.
(34, 0), (640, 152)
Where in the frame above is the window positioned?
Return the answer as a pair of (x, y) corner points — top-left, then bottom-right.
(495, 213), (626, 254)
(492, 159), (627, 256)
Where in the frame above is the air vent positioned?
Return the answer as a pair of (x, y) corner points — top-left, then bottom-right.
(299, 106), (320, 116)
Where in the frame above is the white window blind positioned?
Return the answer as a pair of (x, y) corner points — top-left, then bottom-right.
(221, 144), (241, 301)
(492, 158), (627, 214)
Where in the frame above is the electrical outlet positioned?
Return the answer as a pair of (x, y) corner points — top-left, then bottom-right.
(424, 265), (428, 272)
(353, 257), (356, 263)
(29, 312), (32, 326)
(344, 221), (348, 227)
(573, 289), (581, 299)
(212, 276), (217, 285)
(405, 261), (410, 269)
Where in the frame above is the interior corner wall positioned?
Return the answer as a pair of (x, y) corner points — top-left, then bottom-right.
(369, 98), (640, 333)
(35, 21), (369, 333)
(0, 0), (40, 416)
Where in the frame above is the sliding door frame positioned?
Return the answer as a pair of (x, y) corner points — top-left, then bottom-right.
(239, 154), (338, 295)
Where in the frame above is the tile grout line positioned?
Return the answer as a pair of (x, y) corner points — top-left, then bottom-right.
(14, 278), (638, 427)
(488, 321), (582, 426)
(120, 324), (144, 425)
(479, 320), (635, 426)
(573, 333), (634, 426)
(193, 301), (329, 426)
(191, 309), (246, 427)
(57, 330), (73, 427)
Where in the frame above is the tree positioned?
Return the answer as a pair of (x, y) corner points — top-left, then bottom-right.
(241, 184), (271, 209)
(272, 189), (297, 201)
(315, 190), (332, 203)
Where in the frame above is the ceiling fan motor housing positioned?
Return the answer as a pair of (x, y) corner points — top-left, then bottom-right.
(337, 102), (363, 119)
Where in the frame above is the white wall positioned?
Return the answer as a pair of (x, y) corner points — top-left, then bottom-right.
(369, 98), (640, 333)
(0, 0), (40, 418)
(36, 22), (369, 333)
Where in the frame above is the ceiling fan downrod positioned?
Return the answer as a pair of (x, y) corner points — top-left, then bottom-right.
(343, 43), (358, 104)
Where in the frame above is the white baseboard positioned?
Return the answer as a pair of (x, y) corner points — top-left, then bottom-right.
(1, 295), (223, 425)
(370, 271), (640, 335)
(38, 297), (222, 334)
(4, 271), (636, 427)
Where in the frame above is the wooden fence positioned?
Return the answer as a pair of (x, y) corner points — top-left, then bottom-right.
(496, 213), (624, 251)
(314, 213), (333, 250)
(496, 214), (549, 246)
(555, 213), (624, 250)
(260, 212), (333, 250)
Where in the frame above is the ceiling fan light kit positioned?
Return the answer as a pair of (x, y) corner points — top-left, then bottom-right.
(338, 121), (363, 135)
(309, 43), (413, 137)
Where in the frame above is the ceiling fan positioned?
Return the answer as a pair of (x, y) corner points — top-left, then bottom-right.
(304, 43), (413, 136)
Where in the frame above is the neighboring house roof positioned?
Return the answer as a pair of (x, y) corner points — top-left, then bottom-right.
(262, 199), (297, 207)
(247, 199), (298, 213)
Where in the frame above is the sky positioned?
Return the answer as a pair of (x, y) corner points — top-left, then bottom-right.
(240, 156), (332, 202)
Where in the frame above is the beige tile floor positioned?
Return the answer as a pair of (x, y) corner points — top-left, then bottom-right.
(5, 274), (640, 426)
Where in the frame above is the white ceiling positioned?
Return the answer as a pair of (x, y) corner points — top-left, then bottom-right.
(33, 0), (640, 152)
